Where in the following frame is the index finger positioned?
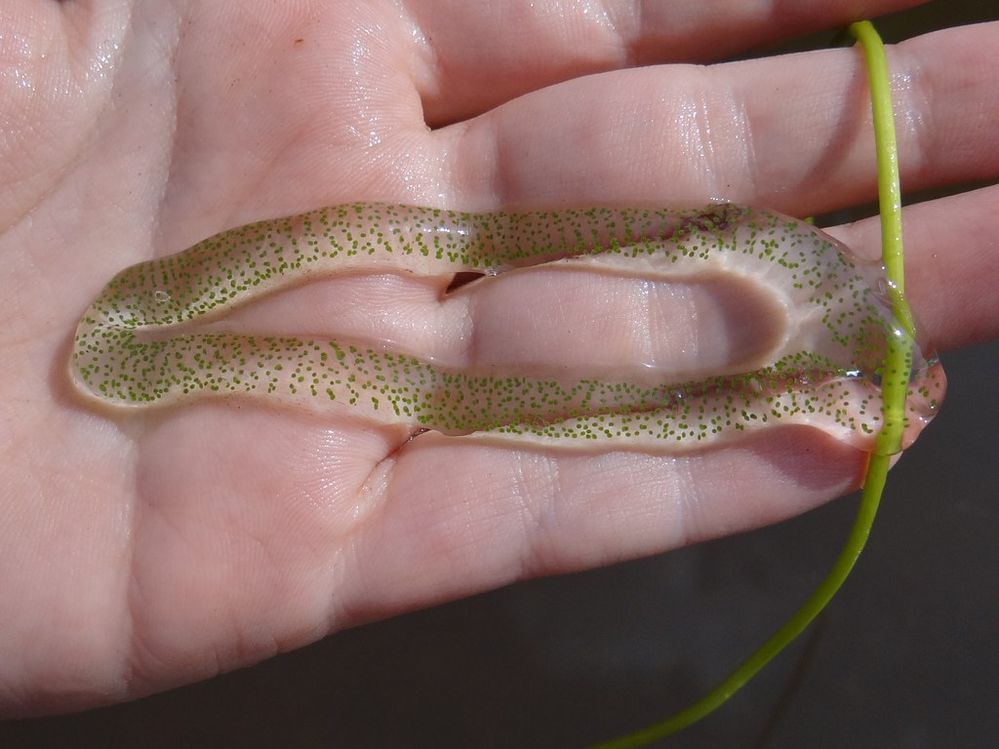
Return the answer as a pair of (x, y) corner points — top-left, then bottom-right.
(828, 183), (999, 352)
(405, 0), (924, 125)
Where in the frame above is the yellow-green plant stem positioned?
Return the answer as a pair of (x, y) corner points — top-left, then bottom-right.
(852, 18), (916, 458)
(592, 20), (912, 748)
(591, 456), (888, 749)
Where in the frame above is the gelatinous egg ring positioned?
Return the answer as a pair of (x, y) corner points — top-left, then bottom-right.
(70, 203), (944, 451)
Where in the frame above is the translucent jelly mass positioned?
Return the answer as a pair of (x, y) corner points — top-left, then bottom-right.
(70, 203), (945, 452)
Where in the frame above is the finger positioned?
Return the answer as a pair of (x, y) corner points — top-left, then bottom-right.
(827, 183), (999, 352)
(404, 0), (924, 125)
(339, 425), (867, 624)
(438, 23), (999, 216)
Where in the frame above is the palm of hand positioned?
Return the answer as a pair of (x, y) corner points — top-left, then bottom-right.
(3, 0), (998, 718)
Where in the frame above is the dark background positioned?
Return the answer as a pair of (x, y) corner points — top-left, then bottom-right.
(4, 2), (997, 747)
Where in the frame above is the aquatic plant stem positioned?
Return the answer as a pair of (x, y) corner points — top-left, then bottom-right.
(591, 454), (888, 749)
(592, 20), (910, 748)
(851, 18), (916, 458)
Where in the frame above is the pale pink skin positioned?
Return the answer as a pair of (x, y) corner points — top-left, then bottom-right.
(1, 0), (998, 718)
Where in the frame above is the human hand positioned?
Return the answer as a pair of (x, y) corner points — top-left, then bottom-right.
(2, 0), (997, 717)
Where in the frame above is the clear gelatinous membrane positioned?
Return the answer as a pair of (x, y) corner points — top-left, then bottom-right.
(70, 203), (944, 452)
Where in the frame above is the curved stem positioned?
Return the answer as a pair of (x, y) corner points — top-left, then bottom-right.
(850, 19), (915, 458)
(591, 455), (888, 749)
(592, 20), (911, 748)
